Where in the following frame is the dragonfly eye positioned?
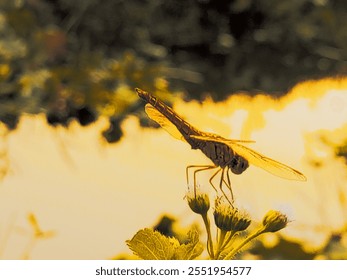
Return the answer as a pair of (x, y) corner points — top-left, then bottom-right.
(240, 160), (249, 170)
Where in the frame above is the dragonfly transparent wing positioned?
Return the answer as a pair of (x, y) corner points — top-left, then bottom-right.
(144, 104), (187, 142)
(190, 135), (306, 181)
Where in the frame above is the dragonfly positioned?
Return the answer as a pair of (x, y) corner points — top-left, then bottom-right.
(136, 88), (306, 204)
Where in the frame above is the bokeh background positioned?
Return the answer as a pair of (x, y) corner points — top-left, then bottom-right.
(0, 0), (347, 259)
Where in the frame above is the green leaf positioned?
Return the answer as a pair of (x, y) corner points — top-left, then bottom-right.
(126, 228), (179, 260)
(174, 229), (203, 260)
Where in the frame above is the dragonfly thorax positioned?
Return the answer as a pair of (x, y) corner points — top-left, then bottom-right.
(197, 140), (249, 174)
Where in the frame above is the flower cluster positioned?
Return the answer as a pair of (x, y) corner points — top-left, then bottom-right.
(186, 191), (288, 260)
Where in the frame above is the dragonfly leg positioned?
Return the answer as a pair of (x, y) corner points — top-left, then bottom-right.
(186, 165), (212, 186)
(186, 165), (216, 197)
(209, 168), (221, 193)
(219, 168), (233, 205)
(209, 168), (233, 204)
(221, 167), (234, 203)
(226, 167), (234, 202)
(193, 166), (217, 197)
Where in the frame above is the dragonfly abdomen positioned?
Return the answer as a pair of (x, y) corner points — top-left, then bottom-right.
(136, 88), (200, 140)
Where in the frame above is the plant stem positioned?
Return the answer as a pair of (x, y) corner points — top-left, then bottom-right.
(201, 213), (214, 259)
(223, 227), (265, 260)
(215, 229), (227, 259)
(219, 230), (236, 251)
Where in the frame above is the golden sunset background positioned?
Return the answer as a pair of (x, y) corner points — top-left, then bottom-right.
(1, 1), (347, 259)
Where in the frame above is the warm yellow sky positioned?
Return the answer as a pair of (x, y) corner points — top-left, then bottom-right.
(0, 78), (347, 259)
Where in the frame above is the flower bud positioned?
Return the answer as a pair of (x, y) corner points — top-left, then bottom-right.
(186, 191), (210, 215)
(262, 210), (288, 233)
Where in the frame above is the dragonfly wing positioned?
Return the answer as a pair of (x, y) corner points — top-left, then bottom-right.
(227, 141), (307, 181)
(145, 104), (186, 142)
(190, 135), (306, 181)
(190, 134), (255, 143)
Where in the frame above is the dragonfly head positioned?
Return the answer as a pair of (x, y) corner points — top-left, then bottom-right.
(228, 155), (249, 175)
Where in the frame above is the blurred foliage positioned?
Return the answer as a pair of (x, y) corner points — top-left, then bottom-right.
(336, 141), (347, 163)
(249, 236), (316, 260)
(0, 0), (347, 138)
(249, 227), (347, 260)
